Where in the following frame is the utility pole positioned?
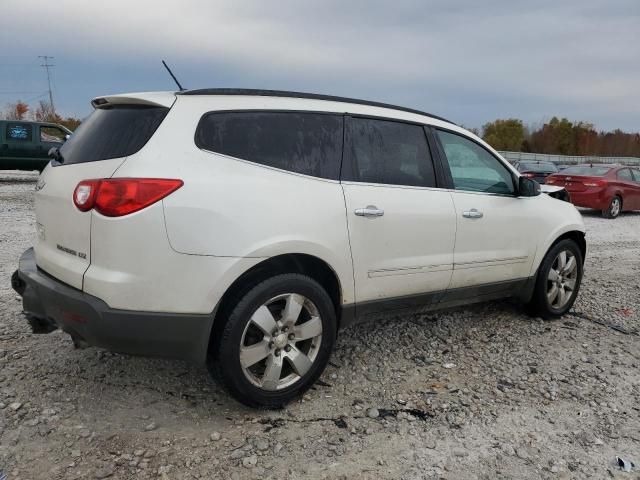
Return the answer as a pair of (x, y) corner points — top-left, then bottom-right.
(38, 55), (55, 114)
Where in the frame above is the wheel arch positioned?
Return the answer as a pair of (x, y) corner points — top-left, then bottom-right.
(207, 253), (344, 359)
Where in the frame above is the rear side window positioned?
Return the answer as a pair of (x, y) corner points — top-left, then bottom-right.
(58, 105), (168, 165)
(40, 126), (67, 142)
(196, 112), (343, 180)
(618, 169), (633, 181)
(7, 123), (32, 141)
(343, 117), (436, 187)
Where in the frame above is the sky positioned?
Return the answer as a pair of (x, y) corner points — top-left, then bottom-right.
(1, 0), (638, 132)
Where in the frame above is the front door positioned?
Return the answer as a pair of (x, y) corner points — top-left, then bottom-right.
(433, 129), (538, 291)
(341, 116), (456, 314)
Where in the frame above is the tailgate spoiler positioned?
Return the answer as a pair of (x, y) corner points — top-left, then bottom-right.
(91, 91), (176, 109)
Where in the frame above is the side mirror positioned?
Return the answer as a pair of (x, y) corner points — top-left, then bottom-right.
(64, 134), (71, 141)
(518, 176), (541, 197)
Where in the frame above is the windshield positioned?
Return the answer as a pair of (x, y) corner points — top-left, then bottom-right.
(58, 105), (169, 165)
(519, 162), (558, 173)
(561, 165), (612, 176)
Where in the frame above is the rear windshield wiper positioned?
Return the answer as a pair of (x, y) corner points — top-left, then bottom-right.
(48, 147), (64, 164)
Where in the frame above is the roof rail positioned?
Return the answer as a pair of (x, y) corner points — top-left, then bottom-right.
(178, 88), (455, 125)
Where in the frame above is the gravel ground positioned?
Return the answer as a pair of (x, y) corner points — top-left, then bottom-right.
(1, 171), (639, 480)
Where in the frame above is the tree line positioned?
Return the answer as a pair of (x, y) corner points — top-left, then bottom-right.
(1, 100), (81, 132)
(481, 118), (640, 157)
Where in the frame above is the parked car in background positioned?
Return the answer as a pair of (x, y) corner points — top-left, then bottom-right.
(513, 160), (559, 184)
(547, 164), (640, 218)
(0, 120), (71, 172)
(12, 89), (586, 407)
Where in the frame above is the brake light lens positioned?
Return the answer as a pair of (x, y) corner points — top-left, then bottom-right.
(546, 177), (557, 184)
(522, 172), (536, 178)
(73, 178), (183, 217)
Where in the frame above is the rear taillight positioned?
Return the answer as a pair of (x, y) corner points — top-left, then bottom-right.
(583, 180), (606, 187)
(73, 180), (101, 212)
(522, 172), (536, 178)
(73, 178), (183, 217)
(546, 177), (557, 184)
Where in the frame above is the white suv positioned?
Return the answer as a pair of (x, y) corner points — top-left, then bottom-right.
(12, 89), (586, 407)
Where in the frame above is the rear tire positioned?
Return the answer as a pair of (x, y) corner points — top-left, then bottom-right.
(208, 273), (336, 408)
(527, 239), (583, 319)
(602, 195), (622, 219)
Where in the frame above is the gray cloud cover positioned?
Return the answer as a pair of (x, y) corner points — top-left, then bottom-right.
(1, 0), (638, 130)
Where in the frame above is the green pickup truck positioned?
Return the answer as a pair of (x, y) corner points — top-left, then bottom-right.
(0, 120), (72, 172)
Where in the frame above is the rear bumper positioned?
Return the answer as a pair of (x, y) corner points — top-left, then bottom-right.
(12, 247), (212, 363)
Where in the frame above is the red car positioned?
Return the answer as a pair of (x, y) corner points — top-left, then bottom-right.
(547, 164), (640, 218)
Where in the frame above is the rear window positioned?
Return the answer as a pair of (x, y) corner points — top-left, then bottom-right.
(561, 165), (611, 176)
(57, 105), (168, 165)
(195, 111), (343, 180)
(519, 162), (558, 173)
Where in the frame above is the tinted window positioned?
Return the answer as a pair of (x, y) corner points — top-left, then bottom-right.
(343, 117), (436, 187)
(519, 162), (558, 173)
(436, 130), (515, 195)
(58, 106), (168, 165)
(7, 123), (32, 141)
(196, 112), (343, 180)
(618, 169), (633, 181)
(633, 169), (640, 182)
(561, 166), (611, 176)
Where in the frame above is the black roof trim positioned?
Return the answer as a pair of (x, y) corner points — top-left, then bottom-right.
(178, 88), (455, 125)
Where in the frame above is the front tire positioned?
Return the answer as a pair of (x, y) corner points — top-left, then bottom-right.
(208, 274), (336, 408)
(602, 195), (622, 219)
(527, 239), (583, 319)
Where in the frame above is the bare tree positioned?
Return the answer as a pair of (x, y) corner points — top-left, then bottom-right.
(3, 101), (30, 120)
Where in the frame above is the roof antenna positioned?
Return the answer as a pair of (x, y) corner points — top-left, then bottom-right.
(162, 60), (185, 91)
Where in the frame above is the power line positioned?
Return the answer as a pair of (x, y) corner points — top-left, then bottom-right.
(38, 55), (55, 112)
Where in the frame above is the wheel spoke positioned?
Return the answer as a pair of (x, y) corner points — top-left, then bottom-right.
(261, 354), (283, 390)
(281, 294), (304, 326)
(557, 286), (567, 307)
(286, 346), (313, 376)
(563, 256), (576, 275)
(294, 316), (322, 341)
(547, 283), (559, 304)
(251, 305), (278, 335)
(564, 278), (576, 291)
(548, 269), (560, 282)
(557, 251), (567, 269)
(240, 340), (271, 368)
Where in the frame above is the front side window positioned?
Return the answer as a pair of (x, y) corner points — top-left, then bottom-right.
(196, 112), (343, 180)
(343, 117), (436, 187)
(436, 130), (515, 195)
(618, 169), (633, 181)
(7, 123), (32, 141)
(40, 126), (67, 143)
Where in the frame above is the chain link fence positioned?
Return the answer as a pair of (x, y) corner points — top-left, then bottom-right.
(498, 151), (640, 166)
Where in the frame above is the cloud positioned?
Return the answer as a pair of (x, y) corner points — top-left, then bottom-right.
(1, 0), (638, 130)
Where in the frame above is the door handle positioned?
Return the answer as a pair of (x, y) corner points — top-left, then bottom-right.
(354, 205), (384, 218)
(462, 208), (483, 219)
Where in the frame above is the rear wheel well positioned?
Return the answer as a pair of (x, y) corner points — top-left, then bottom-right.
(208, 254), (342, 357)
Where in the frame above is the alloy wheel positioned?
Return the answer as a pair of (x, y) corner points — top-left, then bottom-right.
(610, 197), (621, 217)
(239, 293), (323, 391)
(546, 250), (578, 309)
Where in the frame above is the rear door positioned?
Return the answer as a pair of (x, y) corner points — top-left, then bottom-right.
(34, 102), (171, 289)
(341, 116), (456, 314)
(432, 128), (537, 291)
(617, 168), (639, 210)
(632, 169), (640, 209)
